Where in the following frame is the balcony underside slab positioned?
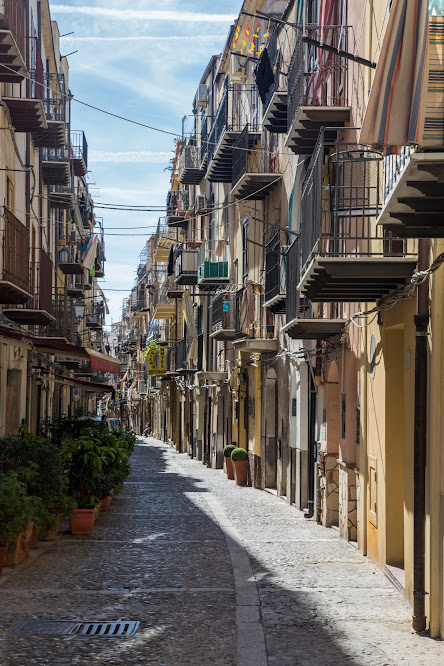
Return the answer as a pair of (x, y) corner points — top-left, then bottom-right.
(179, 166), (205, 185)
(232, 337), (279, 353)
(3, 308), (55, 325)
(58, 262), (84, 275)
(231, 172), (280, 200)
(282, 317), (346, 339)
(263, 92), (288, 134)
(32, 120), (66, 148)
(67, 287), (84, 298)
(298, 256), (418, 302)
(263, 293), (286, 314)
(209, 327), (235, 341)
(167, 215), (188, 228)
(0, 280), (32, 304)
(285, 106), (350, 154)
(166, 288), (183, 299)
(49, 191), (75, 209)
(42, 161), (70, 185)
(377, 152), (444, 238)
(0, 30), (27, 82)
(72, 156), (87, 177)
(207, 131), (259, 183)
(3, 97), (47, 132)
(175, 273), (197, 285)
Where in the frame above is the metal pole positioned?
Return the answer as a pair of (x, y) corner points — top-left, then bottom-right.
(412, 238), (429, 633)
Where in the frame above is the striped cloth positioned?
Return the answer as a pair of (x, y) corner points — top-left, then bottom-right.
(420, 16), (444, 145)
(360, 0), (433, 149)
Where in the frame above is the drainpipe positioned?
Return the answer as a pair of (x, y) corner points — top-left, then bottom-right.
(304, 366), (317, 518)
(412, 238), (429, 633)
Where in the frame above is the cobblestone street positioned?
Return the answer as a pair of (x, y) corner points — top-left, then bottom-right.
(0, 438), (443, 665)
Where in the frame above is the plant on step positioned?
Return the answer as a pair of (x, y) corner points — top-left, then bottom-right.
(230, 447), (249, 461)
(223, 444), (236, 458)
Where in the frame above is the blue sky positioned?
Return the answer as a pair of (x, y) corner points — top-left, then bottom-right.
(50, 1), (239, 324)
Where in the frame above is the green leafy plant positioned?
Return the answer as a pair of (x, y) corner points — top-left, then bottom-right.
(223, 444), (236, 458)
(231, 447), (249, 461)
(0, 471), (42, 547)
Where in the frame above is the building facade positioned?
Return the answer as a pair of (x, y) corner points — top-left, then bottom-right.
(116, 0), (444, 638)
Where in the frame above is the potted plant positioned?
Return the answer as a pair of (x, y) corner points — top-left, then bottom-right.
(231, 447), (249, 486)
(223, 444), (236, 480)
(0, 471), (41, 568)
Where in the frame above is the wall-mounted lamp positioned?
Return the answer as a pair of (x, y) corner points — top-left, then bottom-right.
(74, 298), (86, 321)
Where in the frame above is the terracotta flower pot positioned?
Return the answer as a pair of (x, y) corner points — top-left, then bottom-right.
(225, 456), (235, 480)
(70, 508), (95, 535)
(30, 523), (39, 549)
(3, 532), (29, 567)
(23, 522), (35, 551)
(43, 515), (61, 541)
(100, 495), (112, 511)
(233, 459), (249, 486)
(0, 545), (7, 576)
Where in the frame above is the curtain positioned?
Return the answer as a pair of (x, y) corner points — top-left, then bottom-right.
(360, 0), (430, 148)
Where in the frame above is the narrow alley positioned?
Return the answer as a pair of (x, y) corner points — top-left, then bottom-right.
(0, 438), (442, 666)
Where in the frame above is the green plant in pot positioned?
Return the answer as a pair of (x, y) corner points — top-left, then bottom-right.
(223, 444), (236, 480)
(0, 471), (42, 569)
(230, 447), (249, 486)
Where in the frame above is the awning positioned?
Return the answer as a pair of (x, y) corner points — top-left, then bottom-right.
(360, 0), (430, 148)
(41, 369), (115, 397)
(86, 348), (121, 374)
(31, 337), (89, 362)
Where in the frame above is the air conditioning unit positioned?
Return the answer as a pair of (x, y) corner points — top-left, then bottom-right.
(196, 83), (208, 107)
(195, 194), (207, 212)
(231, 54), (247, 83)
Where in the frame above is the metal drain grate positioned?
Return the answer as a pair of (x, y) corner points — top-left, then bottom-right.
(10, 619), (140, 637)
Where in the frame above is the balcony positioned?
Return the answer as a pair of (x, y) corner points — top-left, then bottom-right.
(0, 3), (27, 83)
(49, 185), (75, 209)
(206, 85), (259, 182)
(282, 239), (346, 339)
(233, 287), (278, 353)
(166, 274), (183, 299)
(67, 275), (84, 298)
(0, 207), (31, 304)
(231, 125), (280, 200)
(296, 135), (417, 303)
(32, 74), (66, 148)
(178, 140), (205, 185)
(42, 146), (70, 185)
(197, 242), (229, 289)
(58, 247), (83, 275)
(71, 130), (88, 177)
(38, 288), (74, 342)
(255, 27), (288, 134)
(86, 314), (102, 330)
(175, 335), (202, 373)
(4, 252), (54, 326)
(152, 283), (176, 320)
(210, 293), (235, 340)
(3, 42), (46, 132)
(264, 233), (286, 313)
(175, 247), (198, 285)
(166, 189), (189, 228)
(286, 27), (350, 155)
(200, 115), (209, 169)
(377, 149), (444, 238)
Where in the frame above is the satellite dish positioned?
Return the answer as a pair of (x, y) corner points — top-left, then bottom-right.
(262, 0), (288, 16)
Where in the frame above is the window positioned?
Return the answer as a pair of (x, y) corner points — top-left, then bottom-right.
(6, 178), (14, 211)
(242, 218), (249, 280)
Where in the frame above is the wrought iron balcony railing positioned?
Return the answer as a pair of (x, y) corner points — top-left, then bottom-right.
(178, 140), (205, 185)
(211, 293), (235, 335)
(287, 26), (349, 133)
(231, 124), (280, 199)
(0, 207), (30, 303)
(197, 242), (229, 286)
(264, 232), (286, 313)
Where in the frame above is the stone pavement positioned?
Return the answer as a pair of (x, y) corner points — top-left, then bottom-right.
(0, 437), (443, 665)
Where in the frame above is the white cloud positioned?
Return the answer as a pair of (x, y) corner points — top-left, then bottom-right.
(89, 150), (172, 163)
(51, 6), (236, 22)
(75, 35), (225, 42)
